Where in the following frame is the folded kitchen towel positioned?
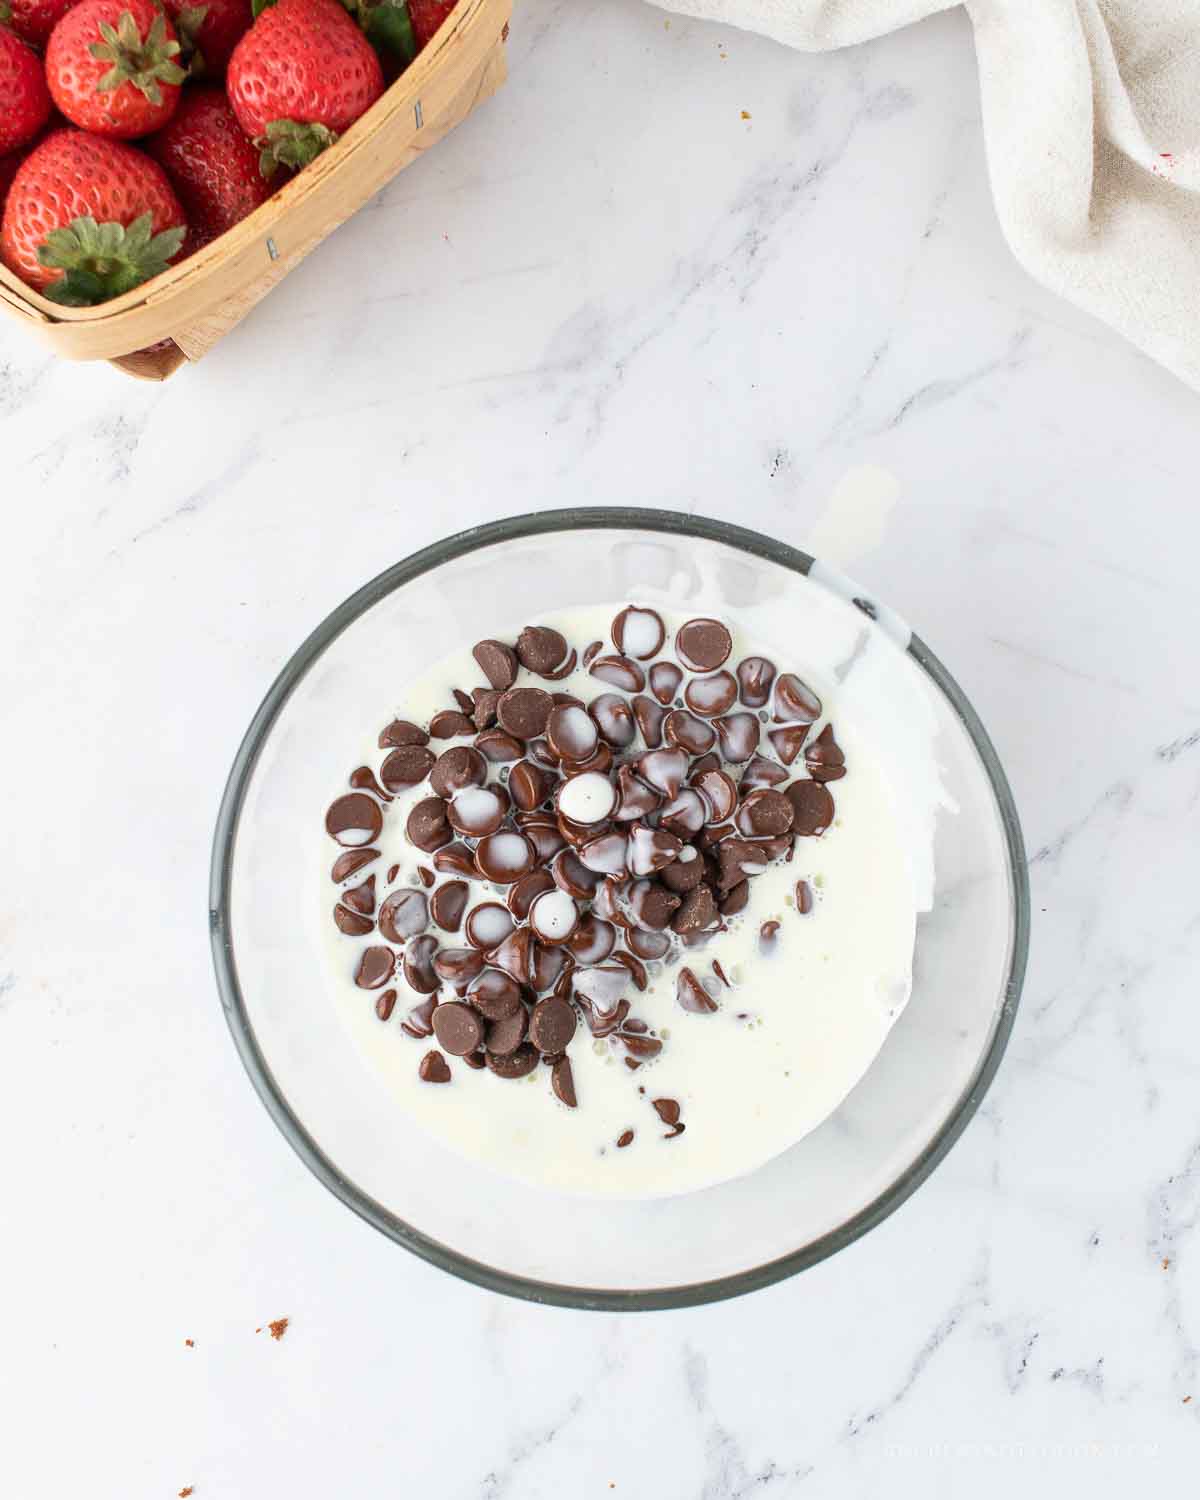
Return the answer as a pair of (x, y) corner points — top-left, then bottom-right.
(649, 0), (1200, 393)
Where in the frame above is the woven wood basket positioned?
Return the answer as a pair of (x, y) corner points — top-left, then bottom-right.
(0, 0), (510, 380)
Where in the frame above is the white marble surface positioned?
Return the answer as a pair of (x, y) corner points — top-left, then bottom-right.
(3, 0), (1199, 1494)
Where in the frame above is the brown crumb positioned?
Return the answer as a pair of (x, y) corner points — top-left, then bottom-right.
(740, 111), (751, 120)
(179, 1488), (194, 1497)
(1163, 1256), (1171, 1270)
(184, 1339), (194, 1348)
(267, 1317), (289, 1341)
(1184, 1395), (1193, 1404)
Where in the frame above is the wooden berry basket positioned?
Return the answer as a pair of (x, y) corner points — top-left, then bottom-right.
(0, 0), (510, 380)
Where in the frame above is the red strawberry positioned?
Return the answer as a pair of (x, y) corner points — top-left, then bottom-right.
(1, 127), (185, 300)
(0, 0), (78, 48)
(45, 0), (185, 139)
(0, 25), (51, 155)
(162, 0), (250, 76)
(227, 0), (383, 176)
(407, 0), (455, 50)
(0, 151), (23, 210)
(147, 86), (271, 251)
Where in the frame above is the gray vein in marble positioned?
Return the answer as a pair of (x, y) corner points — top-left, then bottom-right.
(845, 1255), (990, 1438)
(478, 1392), (585, 1499)
(0, 972), (15, 1010)
(876, 327), (1032, 434)
(128, 435), (262, 545)
(1158, 729), (1200, 763)
(0, 355), (54, 419)
(1147, 1134), (1200, 1401)
(683, 1346), (814, 1496)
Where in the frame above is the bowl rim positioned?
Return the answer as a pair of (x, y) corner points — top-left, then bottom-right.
(209, 507), (1030, 1311)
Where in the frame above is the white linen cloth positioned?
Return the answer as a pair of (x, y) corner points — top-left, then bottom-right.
(649, 0), (1200, 392)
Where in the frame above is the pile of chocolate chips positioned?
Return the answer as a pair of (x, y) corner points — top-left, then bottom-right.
(324, 607), (846, 1120)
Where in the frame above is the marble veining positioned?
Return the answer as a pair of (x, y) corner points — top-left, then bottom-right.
(1, 0), (1198, 1494)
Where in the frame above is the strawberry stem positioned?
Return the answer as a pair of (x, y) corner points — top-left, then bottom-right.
(89, 11), (186, 105)
(37, 213), (186, 305)
(255, 119), (339, 178)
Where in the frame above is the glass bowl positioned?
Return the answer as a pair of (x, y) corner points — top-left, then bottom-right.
(210, 510), (1028, 1310)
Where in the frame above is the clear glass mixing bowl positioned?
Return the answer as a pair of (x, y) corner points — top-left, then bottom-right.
(210, 510), (1028, 1309)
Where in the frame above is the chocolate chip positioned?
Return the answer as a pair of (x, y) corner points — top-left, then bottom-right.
(713, 712), (760, 762)
(433, 1001), (484, 1056)
(531, 941), (571, 993)
(716, 837), (771, 891)
(629, 879), (681, 930)
(380, 744), (435, 790)
(464, 903), (516, 952)
(566, 913), (617, 964)
(736, 788), (795, 837)
(676, 618), (732, 672)
(693, 768), (737, 823)
(486, 1042), (539, 1078)
(796, 879), (814, 914)
(589, 655), (646, 693)
(767, 725), (809, 766)
(774, 673), (822, 724)
(473, 639), (519, 690)
(685, 670), (737, 718)
(486, 926), (536, 985)
(419, 1050), (452, 1083)
(652, 1097), (680, 1126)
(472, 687), (501, 730)
(402, 934), (440, 993)
(611, 949), (648, 991)
(551, 1056), (577, 1108)
(741, 753), (790, 790)
(341, 875), (376, 915)
(433, 841), (478, 878)
(497, 687), (553, 740)
(429, 709), (475, 738)
(433, 947), (484, 987)
(529, 997), (577, 1054)
(547, 704), (599, 763)
(759, 920), (781, 954)
(406, 796), (452, 853)
(658, 789), (707, 838)
(430, 745), (487, 798)
(617, 1129), (635, 1148)
(699, 822), (734, 847)
(613, 765), (661, 821)
(379, 719), (429, 749)
(579, 995), (630, 1038)
(354, 946), (395, 989)
(632, 695), (666, 748)
(676, 967), (718, 1013)
(589, 693), (636, 748)
(331, 847), (379, 882)
(508, 759), (556, 812)
(452, 688), (475, 716)
(474, 831), (536, 883)
(462, 1050), (487, 1070)
(735, 656), (776, 708)
(615, 1028), (663, 1060)
(468, 967), (524, 1019)
(785, 779), (835, 836)
(611, 605), (665, 659)
(577, 831), (627, 876)
(448, 785), (508, 838)
(805, 723), (847, 781)
(719, 880), (749, 916)
(375, 988), (397, 1021)
(672, 884), (718, 935)
(429, 880), (469, 932)
(507, 868), (556, 920)
(326, 793), (383, 847)
(638, 748), (689, 797)
(516, 625), (569, 676)
(475, 729), (525, 763)
(349, 765), (392, 802)
(541, 647), (578, 681)
(711, 959), (731, 987)
(333, 903), (374, 936)
(483, 1008), (527, 1060)
(663, 710), (716, 755)
(409, 864), (425, 885)
(378, 888), (428, 942)
(573, 963), (630, 1021)
(519, 813), (568, 864)
(660, 854), (705, 894)
(563, 741), (614, 778)
(648, 661), (683, 705)
(627, 825), (683, 876)
(401, 993), (438, 1038)
(556, 771), (617, 827)
(591, 876), (632, 931)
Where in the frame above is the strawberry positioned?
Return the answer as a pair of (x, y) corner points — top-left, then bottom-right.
(147, 86), (271, 250)
(0, 0), (78, 49)
(0, 25), (51, 155)
(162, 0), (250, 76)
(0, 151), (23, 211)
(1, 127), (185, 300)
(46, 0), (185, 139)
(227, 0), (383, 176)
(407, 0), (455, 51)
